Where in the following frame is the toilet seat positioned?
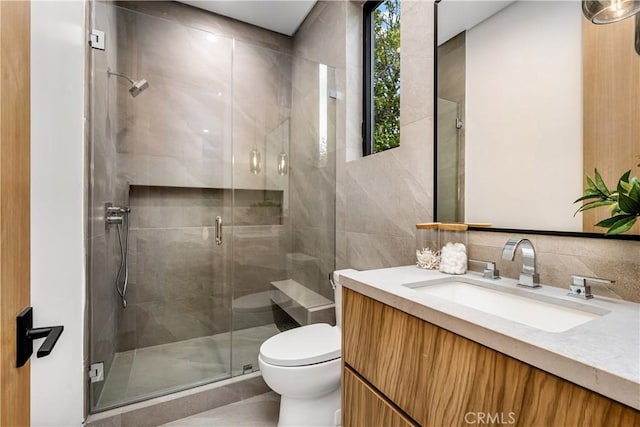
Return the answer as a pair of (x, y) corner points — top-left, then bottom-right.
(259, 323), (340, 367)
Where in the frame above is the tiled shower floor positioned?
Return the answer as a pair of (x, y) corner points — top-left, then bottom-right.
(96, 324), (280, 409)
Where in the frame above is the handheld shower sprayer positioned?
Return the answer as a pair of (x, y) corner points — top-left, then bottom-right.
(107, 68), (149, 97)
(106, 203), (131, 308)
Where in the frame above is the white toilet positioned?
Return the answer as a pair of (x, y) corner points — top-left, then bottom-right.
(258, 270), (353, 427)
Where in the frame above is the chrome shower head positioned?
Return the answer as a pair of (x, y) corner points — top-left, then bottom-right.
(129, 79), (149, 97)
(107, 68), (149, 98)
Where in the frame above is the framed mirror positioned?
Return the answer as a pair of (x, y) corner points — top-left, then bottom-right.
(434, 0), (640, 239)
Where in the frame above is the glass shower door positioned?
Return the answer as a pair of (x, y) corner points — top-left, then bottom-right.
(88, 1), (234, 411)
(227, 40), (292, 376)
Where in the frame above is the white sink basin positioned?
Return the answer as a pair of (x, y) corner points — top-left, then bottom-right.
(404, 278), (607, 333)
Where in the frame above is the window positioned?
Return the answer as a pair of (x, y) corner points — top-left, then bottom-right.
(363, 0), (401, 156)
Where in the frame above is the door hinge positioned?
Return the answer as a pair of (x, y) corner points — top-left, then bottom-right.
(89, 29), (105, 50)
(89, 362), (104, 383)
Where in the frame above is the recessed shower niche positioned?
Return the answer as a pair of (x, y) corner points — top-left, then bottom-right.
(88, 0), (336, 412)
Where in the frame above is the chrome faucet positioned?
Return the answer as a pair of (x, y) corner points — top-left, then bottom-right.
(501, 238), (540, 288)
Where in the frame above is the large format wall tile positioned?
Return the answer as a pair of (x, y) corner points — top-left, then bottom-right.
(233, 42), (292, 191)
(131, 227), (217, 302)
(344, 144), (432, 241)
(292, 226), (335, 298)
(293, 1), (346, 69)
(290, 166), (336, 230)
(400, 0), (435, 127)
(328, 0), (434, 271)
(287, 50), (338, 297)
(129, 187), (226, 229)
(233, 225), (289, 298)
(115, 8), (234, 189)
(345, 232), (415, 271)
(118, 153), (231, 189)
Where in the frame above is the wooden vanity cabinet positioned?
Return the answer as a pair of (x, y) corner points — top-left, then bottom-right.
(342, 288), (640, 427)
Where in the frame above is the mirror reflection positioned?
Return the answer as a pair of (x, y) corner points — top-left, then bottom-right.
(436, 0), (640, 235)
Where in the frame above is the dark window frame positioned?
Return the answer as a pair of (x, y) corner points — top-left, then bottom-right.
(362, 0), (382, 156)
(363, 0), (402, 156)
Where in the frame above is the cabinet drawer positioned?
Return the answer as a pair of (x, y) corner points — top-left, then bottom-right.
(343, 287), (425, 422)
(343, 366), (417, 427)
(343, 287), (640, 426)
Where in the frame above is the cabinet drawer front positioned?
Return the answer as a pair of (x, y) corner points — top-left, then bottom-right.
(343, 367), (417, 427)
(343, 288), (425, 422)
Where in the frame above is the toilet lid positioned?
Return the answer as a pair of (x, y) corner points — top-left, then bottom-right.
(259, 323), (341, 367)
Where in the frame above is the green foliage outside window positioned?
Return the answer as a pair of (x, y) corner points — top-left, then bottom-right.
(372, 0), (401, 153)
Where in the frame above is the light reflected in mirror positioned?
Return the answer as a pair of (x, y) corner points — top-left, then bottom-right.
(435, 0), (640, 236)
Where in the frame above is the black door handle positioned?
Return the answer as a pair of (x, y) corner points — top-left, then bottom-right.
(26, 326), (64, 358)
(16, 307), (64, 368)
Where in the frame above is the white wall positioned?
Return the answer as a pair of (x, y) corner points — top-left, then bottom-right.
(437, 0), (514, 46)
(31, 1), (86, 425)
(465, 1), (583, 231)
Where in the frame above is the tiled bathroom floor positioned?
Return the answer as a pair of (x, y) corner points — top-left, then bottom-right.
(162, 392), (280, 426)
(97, 324), (280, 409)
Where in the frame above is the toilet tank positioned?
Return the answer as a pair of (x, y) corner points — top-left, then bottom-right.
(333, 269), (357, 328)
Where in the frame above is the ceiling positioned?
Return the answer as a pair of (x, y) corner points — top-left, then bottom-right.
(179, 1), (317, 36)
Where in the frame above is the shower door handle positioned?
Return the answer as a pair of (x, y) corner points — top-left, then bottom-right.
(215, 216), (223, 246)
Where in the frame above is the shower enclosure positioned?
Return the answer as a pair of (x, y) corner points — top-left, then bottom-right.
(87, 1), (336, 412)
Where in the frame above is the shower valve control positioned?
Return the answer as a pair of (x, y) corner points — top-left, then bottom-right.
(105, 203), (130, 226)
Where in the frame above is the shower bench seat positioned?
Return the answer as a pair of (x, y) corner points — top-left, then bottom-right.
(270, 279), (335, 326)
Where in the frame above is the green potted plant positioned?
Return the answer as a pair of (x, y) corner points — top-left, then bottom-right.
(574, 159), (640, 235)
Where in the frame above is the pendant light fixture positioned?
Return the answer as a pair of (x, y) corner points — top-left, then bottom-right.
(277, 136), (288, 176)
(250, 117), (262, 174)
(249, 145), (261, 174)
(582, 0), (640, 24)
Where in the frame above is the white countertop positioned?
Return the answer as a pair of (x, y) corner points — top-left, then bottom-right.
(339, 266), (640, 410)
